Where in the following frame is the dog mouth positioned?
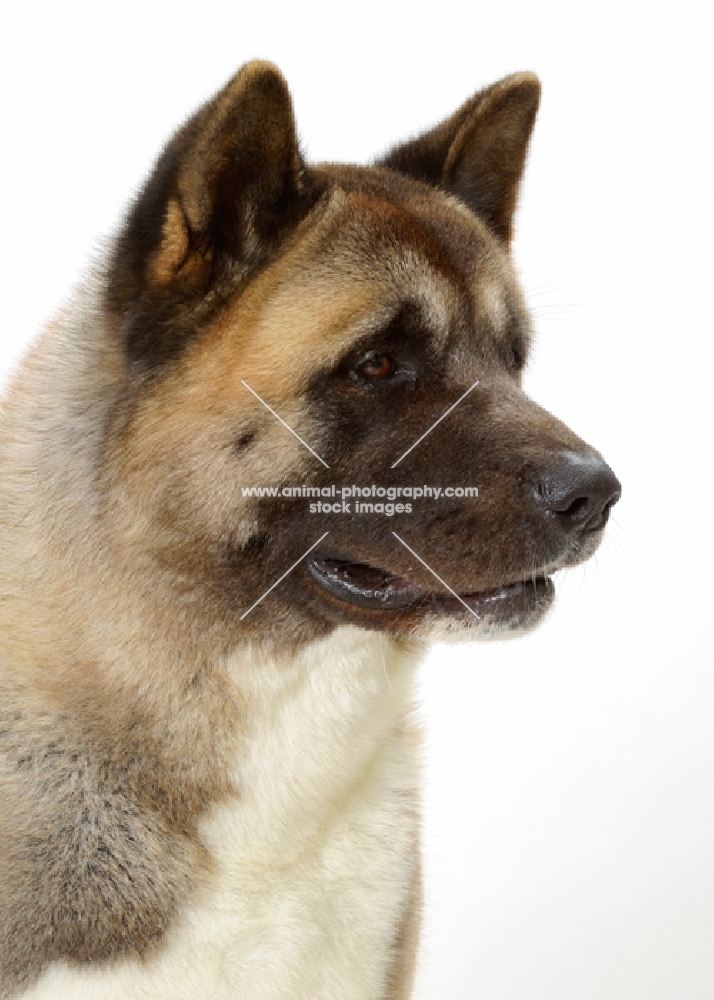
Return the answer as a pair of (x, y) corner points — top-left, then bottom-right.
(306, 555), (554, 617)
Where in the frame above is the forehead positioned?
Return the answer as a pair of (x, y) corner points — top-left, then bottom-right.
(311, 168), (522, 331)
(191, 169), (524, 399)
(317, 164), (523, 322)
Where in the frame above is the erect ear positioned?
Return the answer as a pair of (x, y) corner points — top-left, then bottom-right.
(107, 61), (320, 373)
(378, 72), (540, 244)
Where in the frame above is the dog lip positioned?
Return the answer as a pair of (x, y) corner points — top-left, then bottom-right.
(306, 555), (554, 613)
(307, 556), (423, 609)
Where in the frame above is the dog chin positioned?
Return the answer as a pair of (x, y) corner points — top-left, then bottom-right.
(404, 598), (557, 643)
(305, 554), (558, 641)
(413, 530), (610, 644)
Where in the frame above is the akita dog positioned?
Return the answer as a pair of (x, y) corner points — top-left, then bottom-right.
(0, 62), (620, 999)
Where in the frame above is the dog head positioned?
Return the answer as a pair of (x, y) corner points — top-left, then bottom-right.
(103, 61), (620, 646)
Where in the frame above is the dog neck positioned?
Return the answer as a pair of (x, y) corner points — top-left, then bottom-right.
(213, 628), (422, 864)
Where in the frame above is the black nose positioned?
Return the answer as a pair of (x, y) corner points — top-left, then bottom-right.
(536, 452), (621, 533)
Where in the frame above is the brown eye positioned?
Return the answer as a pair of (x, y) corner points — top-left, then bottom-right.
(356, 351), (396, 381)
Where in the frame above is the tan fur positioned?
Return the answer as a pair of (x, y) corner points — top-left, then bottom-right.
(150, 198), (191, 284)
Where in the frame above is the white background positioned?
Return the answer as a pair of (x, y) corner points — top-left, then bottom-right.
(2, 3), (712, 998)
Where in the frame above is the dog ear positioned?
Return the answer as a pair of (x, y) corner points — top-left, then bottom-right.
(379, 72), (540, 244)
(108, 61), (319, 373)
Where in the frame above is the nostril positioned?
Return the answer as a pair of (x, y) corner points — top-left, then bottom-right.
(561, 496), (591, 521)
(582, 496), (616, 533)
(535, 451), (621, 534)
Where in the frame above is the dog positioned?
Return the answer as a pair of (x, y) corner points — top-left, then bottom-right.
(0, 61), (620, 999)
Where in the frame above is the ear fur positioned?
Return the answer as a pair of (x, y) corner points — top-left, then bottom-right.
(107, 61), (320, 374)
(379, 72), (541, 244)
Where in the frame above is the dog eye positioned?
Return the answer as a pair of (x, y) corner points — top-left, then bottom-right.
(353, 351), (397, 381)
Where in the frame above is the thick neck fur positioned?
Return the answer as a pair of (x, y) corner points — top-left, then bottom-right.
(0, 274), (423, 1000)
